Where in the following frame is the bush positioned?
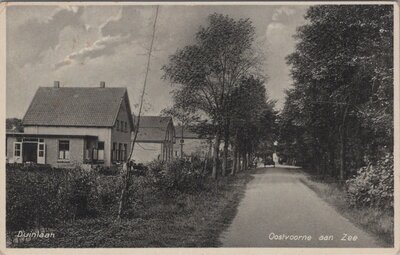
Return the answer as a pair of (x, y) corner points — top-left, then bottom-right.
(346, 154), (394, 211)
(95, 165), (121, 176)
(148, 158), (208, 194)
(96, 175), (123, 215)
(6, 165), (105, 232)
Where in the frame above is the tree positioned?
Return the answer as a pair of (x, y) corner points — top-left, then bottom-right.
(163, 13), (261, 179)
(229, 76), (277, 174)
(281, 5), (393, 179)
(6, 118), (24, 132)
(161, 106), (200, 158)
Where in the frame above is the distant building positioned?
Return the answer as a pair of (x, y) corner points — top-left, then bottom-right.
(133, 116), (175, 163)
(6, 82), (134, 167)
(173, 126), (212, 159)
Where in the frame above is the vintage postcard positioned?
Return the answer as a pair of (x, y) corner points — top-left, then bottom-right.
(0, 1), (398, 254)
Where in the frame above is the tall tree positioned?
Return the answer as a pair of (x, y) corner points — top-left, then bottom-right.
(161, 106), (200, 158)
(230, 76), (277, 174)
(163, 13), (261, 179)
(281, 5), (393, 179)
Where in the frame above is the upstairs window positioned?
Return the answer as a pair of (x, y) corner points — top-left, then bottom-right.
(125, 122), (128, 132)
(58, 140), (70, 160)
(116, 120), (120, 131)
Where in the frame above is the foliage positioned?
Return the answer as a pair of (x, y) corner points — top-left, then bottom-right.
(230, 76), (277, 163)
(6, 118), (24, 132)
(279, 5), (393, 179)
(346, 155), (394, 211)
(95, 165), (121, 176)
(148, 159), (208, 194)
(6, 165), (115, 232)
(162, 13), (268, 178)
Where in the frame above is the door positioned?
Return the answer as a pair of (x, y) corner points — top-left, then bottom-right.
(13, 142), (22, 163)
(37, 142), (46, 164)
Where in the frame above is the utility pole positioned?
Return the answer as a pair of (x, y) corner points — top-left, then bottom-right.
(117, 5), (159, 221)
(180, 125), (184, 158)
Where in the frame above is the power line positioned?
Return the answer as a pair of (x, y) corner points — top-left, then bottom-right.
(117, 5), (159, 221)
(128, 5), (160, 162)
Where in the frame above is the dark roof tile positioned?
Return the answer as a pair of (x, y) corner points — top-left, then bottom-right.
(23, 87), (128, 127)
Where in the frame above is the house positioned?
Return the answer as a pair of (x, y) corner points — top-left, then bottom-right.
(173, 126), (212, 159)
(133, 116), (175, 163)
(6, 81), (134, 168)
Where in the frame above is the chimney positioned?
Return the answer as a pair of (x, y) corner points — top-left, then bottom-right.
(100, 81), (105, 88)
(54, 81), (60, 88)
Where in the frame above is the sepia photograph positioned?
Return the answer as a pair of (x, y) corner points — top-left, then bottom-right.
(1, 1), (398, 252)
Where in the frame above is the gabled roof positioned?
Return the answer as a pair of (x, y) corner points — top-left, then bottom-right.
(175, 126), (202, 139)
(135, 116), (174, 142)
(23, 87), (133, 128)
(137, 116), (172, 128)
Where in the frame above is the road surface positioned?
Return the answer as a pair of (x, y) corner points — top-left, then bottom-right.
(219, 167), (381, 247)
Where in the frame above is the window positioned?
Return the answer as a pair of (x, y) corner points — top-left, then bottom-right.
(58, 140), (70, 160)
(124, 122), (128, 133)
(14, 143), (21, 157)
(38, 143), (45, 157)
(112, 142), (117, 162)
(97, 141), (104, 161)
(124, 144), (127, 161)
(118, 143), (122, 161)
(116, 120), (120, 131)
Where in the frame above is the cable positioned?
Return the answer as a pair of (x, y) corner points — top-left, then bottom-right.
(127, 5), (160, 162)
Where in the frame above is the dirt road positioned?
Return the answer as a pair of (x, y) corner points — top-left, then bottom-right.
(219, 167), (381, 247)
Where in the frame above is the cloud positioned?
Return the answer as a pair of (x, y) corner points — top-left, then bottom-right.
(9, 7), (85, 67)
(55, 35), (130, 69)
(101, 7), (143, 37)
(54, 7), (146, 70)
(272, 7), (297, 23)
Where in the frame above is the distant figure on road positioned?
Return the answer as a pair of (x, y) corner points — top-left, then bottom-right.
(263, 156), (275, 167)
(272, 152), (279, 166)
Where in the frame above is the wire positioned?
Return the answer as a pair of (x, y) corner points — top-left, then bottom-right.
(127, 5), (160, 162)
(136, 143), (159, 151)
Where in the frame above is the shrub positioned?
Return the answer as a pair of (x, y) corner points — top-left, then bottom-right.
(346, 154), (394, 211)
(96, 175), (123, 215)
(95, 165), (121, 176)
(66, 169), (100, 218)
(148, 159), (208, 194)
(6, 165), (105, 232)
(6, 165), (70, 231)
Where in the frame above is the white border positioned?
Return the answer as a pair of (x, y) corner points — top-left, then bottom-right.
(0, 2), (398, 255)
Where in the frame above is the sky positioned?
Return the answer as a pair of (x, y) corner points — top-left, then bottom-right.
(6, 4), (309, 118)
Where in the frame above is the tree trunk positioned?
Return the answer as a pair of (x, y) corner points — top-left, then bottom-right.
(243, 153), (248, 171)
(339, 105), (349, 180)
(222, 119), (230, 177)
(329, 145), (335, 178)
(232, 141), (238, 175)
(222, 145), (228, 176)
(180, 125), (184, 158)
(339, 127), (347, 180)
(238, 153), (242, 172)
(212, 130), (221, 180)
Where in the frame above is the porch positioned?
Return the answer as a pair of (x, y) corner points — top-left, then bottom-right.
(6, 132), (100, 166)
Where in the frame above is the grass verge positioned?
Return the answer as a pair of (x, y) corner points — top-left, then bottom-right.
(10, 169), (254, 248)
(300, 173), (394, 247)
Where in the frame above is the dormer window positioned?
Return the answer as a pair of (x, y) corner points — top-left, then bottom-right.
(116, 120), (120, 131)
(124, 122), (127, 132)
